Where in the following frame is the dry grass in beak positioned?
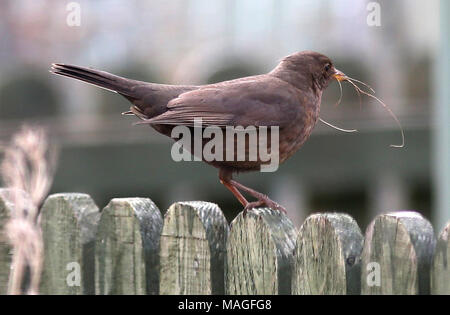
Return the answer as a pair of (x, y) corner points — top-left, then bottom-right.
(334, 78), (344, 107)
(319, 118), (357, 133)
(332, 70), (405, 148)
(319, 70), (359, 134)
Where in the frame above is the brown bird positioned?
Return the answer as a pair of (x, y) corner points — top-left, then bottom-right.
(51, 51), (351, 213)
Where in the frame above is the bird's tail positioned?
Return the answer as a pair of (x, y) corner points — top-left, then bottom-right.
(50, 63), (135, 96)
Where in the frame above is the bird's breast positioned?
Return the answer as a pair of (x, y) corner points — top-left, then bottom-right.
(278, 94), (321, 164)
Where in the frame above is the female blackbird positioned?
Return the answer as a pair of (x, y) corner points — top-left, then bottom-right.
(51, 51), (349, 213)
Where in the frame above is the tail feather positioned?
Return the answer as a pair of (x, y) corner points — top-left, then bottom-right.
(50, 63), (134, 96)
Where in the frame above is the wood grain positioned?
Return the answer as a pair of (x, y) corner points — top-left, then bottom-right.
(293, 213), (363, 295)
(226, 208), (296, 295)
(95, 198), (162, 295)
(159, 201), (228, 295)
(431, 221), (450, 294)
(0, 189), (25, 294)
(361, 211), (436, 295)
(40, 193), (100, 294)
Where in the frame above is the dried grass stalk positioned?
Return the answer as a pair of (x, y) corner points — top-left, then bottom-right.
(0, 126), (57, 295)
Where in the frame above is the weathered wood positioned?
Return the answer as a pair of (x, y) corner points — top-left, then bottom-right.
(226, 208), (296, 295)
(431, 221), (450, 294)
(159, 201), (228, 295)
(361, 211), (436, 295)
(40, 193), (100, 295)
(0, 189), (16, 295)
(5, 187), (446, 296)
(0, 189), (33, 295)
(95, 198), (162, 295)
(292, 213), (363, 295)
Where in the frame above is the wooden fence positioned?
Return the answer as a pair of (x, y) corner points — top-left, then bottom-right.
(0, 188), (449, 295)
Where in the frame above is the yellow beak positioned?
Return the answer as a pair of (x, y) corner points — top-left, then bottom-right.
(333, 69), (348, 82)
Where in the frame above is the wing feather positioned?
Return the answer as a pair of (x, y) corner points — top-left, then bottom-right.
(140, 79), (302, 128)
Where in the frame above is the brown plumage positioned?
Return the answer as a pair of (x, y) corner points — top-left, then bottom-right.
(51, 51), (346, 213)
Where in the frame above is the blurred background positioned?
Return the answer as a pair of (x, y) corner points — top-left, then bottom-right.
(0, 0), (448, 230)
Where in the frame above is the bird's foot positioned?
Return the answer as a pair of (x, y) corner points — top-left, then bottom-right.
(243, 197), (287, 216)
(243, 200), (265, 216)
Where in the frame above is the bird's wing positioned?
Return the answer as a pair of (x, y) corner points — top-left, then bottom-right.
(140, 79), (302, 128)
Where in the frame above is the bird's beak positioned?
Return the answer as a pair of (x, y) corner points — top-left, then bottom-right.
(333, 69), (348, 82)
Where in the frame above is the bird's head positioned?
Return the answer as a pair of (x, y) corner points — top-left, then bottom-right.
(272, 51), (405, 148)
(272, 50), (348, 92)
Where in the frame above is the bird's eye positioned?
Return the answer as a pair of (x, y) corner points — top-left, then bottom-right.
(324, 63), (331, 72)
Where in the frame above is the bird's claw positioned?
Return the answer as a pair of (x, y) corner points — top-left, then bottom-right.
(265, 200), (287, 214)
(243, 198), (287, 217)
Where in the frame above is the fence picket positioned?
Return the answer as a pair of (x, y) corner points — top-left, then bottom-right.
(226, 208), (296, 295)
(95, 198), (162, 295)
(159, 201), (228, 295)
(361, 211), (436, 294)
(431, 221), (450, 294)
(292, 213), (363, 295)
(40, 193), (100, 294)
(0, 189), (32, 294)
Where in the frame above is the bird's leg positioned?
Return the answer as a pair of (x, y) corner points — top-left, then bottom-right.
(218, 169), (286, 214)
(229, 179), (287, 214)
(219, 169), (249, 207)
